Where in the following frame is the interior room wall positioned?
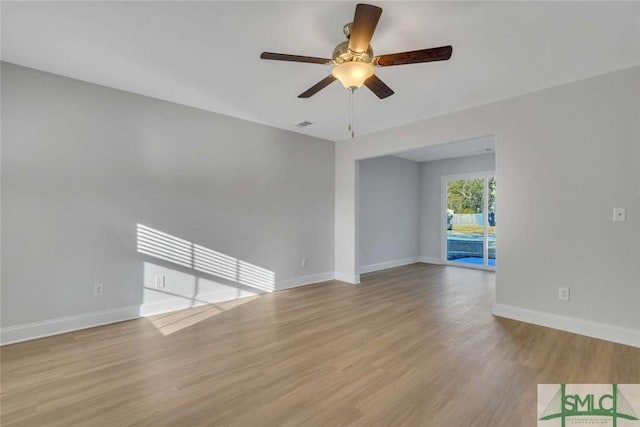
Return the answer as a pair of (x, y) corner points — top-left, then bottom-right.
(1, 62), (335, 343)
(419, 153), (495, 262)
(358, 155), (420, 272)
(336, 66), (640, 346)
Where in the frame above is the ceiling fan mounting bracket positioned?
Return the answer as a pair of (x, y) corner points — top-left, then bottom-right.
(343, 23), (352, 39)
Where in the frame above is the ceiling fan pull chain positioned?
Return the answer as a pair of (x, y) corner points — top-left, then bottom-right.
(349, 87), (354, 138)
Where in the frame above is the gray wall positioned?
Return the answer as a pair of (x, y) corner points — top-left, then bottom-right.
(419, 154), (496, 260)
(358, 156), (420, 269)
(336, 66), (640, 339)
(1, 62), (335, 328)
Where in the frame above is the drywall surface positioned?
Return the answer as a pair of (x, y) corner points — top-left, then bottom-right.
(358, 156), (420, 271)
(1, 62), (335, 334)
(419, 154), (495, 261)
(336, 66), (640, 337)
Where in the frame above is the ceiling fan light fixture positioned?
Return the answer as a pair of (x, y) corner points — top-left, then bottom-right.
(260, 3), (452, 100)
(331, 61), (374, 89)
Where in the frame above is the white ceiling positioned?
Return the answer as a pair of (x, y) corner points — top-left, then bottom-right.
(2, 2), (639, 142)
(393, 135), (495, 163)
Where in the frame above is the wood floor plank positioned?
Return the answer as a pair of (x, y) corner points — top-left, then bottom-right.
(1, 263), (638, 426)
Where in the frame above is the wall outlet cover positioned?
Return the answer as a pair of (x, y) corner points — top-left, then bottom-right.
(558, 287), (570, 301)
(154, 276), (165, 289)
(613, 208), (626, 222)
(94, 284), (104, 297)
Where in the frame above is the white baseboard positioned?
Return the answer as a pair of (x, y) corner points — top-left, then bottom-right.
(418, 256), (442, 265)
(0, 306), (141, 346)
(0, 272), (336, 346)
(493, 303), (640, 348)
(334, 272), (360, 284)
(277, 271), (335, 290)
(359, 257), (419, 274)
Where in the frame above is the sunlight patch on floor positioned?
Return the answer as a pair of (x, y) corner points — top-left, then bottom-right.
(147, 296), (260, 336)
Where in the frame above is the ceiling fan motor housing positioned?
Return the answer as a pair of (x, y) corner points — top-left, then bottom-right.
(332, 39), (373, 64)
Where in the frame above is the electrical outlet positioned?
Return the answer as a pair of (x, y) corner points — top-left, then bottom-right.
(301, 258), (309, 268)
(154, 275), (165, 289)
(613, 208), (626, 222)
(558, 287), (570, 301)
(94, 283), (104, 297)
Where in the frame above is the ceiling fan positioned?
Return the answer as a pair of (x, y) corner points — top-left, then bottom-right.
(260, 3), (453, 100)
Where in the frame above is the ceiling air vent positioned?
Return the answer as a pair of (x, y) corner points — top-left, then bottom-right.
(295, 121), (313, 128)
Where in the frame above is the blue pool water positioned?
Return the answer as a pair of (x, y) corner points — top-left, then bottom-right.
(447, 232), (496, 266)
(451, 257), (496, 267)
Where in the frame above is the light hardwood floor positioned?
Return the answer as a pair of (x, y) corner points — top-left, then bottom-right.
(1, 263), (638, 426)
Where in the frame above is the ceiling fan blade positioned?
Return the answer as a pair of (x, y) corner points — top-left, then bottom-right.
(348, 4), (383, 54)
(298, 75), (337, 98)
(374, 46), (453, 67)
(364, 74), (394, 99)
(260, 52), (332, 65)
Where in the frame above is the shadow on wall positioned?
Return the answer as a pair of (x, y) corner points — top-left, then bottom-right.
(136, 224), (275, 334)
